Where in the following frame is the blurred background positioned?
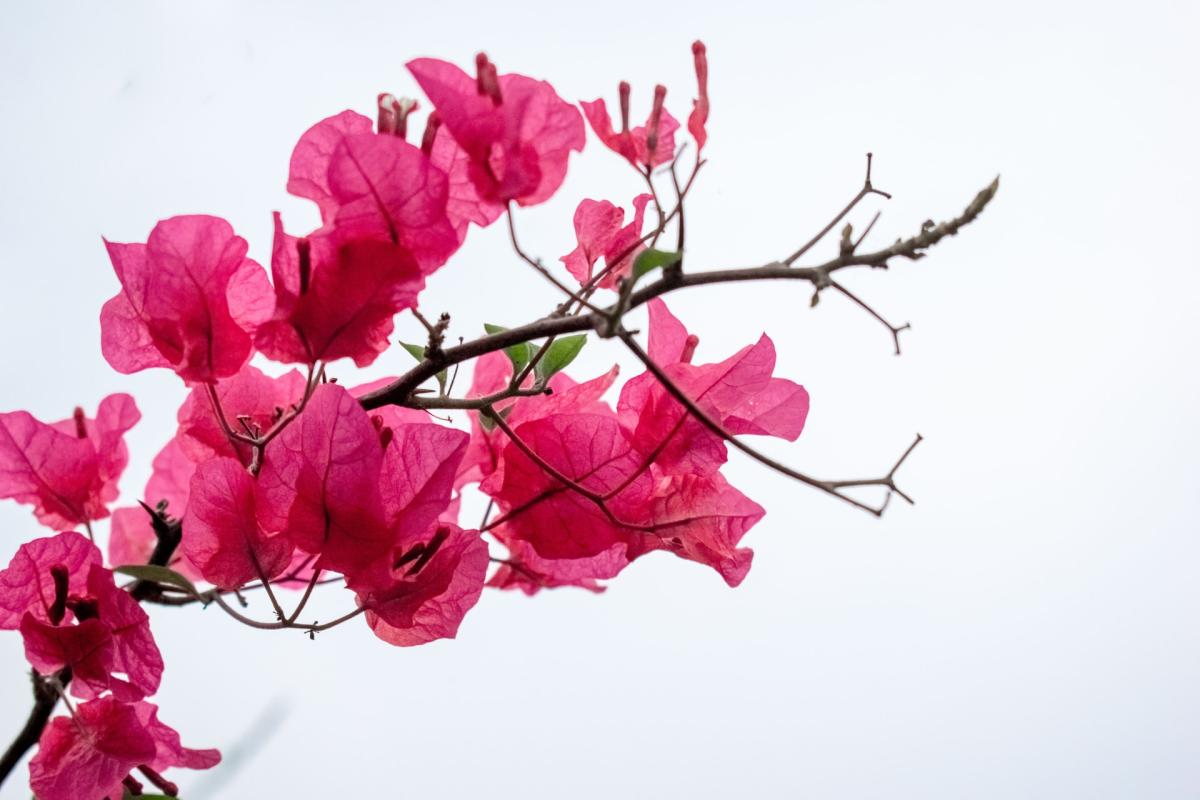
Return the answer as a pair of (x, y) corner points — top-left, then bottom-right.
(1, 1), (1197, 797)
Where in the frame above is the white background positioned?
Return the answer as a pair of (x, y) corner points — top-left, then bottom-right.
(2, 1), (1198, 797)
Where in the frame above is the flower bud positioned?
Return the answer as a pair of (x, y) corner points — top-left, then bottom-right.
(645, 85), (668, 160)
(681, 333), (700, 364)
(475, 53), (503, 105)
(47, 564), (69, 625)
(618, 81), (632, 133)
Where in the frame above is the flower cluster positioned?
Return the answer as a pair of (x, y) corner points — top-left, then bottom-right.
(0, 42), (821, 799)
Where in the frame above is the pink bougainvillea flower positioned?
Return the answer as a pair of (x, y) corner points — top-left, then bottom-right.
(176, 363), (306, 464)
(134, 701), (222, 775)
(581, 82), (679, 169)
(324, 131), (461, 271)
(358, 522), (489, 646)
(256, 384), (392, 581)
(17, 561), (163, 701)
(454, 351), (514, 491)
(287, 110), (376, 221)
(472, 299), (807, 587)
(626, 472), (763, 587)
(287, 110), (461, 272)
(427, 122), (505, 241)
(29, 697), (218, 800)
(456, 352), (619, 492)
(688, 41), (710, 154)
(82, 564), (164, 700)
(100, 215), (273, 383)
(407, 54), (586, 208)
(617, 298), (810, 476)
(183, 457), (293, 590)
(560, 194), (653, 288)
(29, 696), (157, 800)
(0, 531), (100, 629)
(371, 405), (469, 546)
(20, 613), (114, 693)
(481, 411), (651, 560)
(0, 395), (139, 530)
(135, 705), (222, 786)
(255, 215), (426, 367)
(482, 411), (766, 586)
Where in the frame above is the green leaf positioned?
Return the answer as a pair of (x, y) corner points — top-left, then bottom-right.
(399, 342), (448, 393)
(632, 248), (682, 280)
(400, 341), (426, 362)
(535, 335), (587, 382)
(114, 565), (201, 600)
(484, 323), (534, 375)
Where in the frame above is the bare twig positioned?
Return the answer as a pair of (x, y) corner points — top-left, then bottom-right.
(359, 176), (999, 412)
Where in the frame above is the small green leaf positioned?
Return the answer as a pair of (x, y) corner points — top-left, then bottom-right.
(114, 565), (201, 600)
(535, 335), (587, 382)
(399, 342), (448, 393)
(400, 341), (426, 362)
(484, 323), (534, 375)
(632, 248), (682, 280)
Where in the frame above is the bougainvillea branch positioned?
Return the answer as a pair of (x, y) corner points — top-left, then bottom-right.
(358, 175), (998, 411)
(0, 41), (997, 798)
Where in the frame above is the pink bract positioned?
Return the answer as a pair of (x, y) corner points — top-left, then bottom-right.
(580, 93), (679, 169)
(29, 697), (157, 800)
(560, 194), (653, 288)
(255, 215), (426, 367)
(0, 395), (139, 529)
(0, 531), (101, 629)
(359, 522), (489, 646)
(407, 56), (585, 208)
(183, 457), (293, 590)
(100, 215), (273, 384)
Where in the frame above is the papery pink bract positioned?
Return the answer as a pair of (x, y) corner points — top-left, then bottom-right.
(407, 56), (585, 207)
(19, 563), (164, 701)
(0, 531), (101, 629)
(256, 384), (391, 581)
(133, 702), (222, 772)
(255, 216), (426, 367)
(176, 364), (306, 463)
(560, 194), (652, 288)
(20, 614), (114, 697)
(287, 110), (462, 271)
(581, 91), (679, 169)
(100, 215), (273, 383)
(627, 472), (762, 587)
(372, 406), (469, 544)
(617, 299), (809, 476)
(325, 132), (460, 272)
(482, 411), (650, 560)
(429, 125), (505, 241)
(29, 697), (157, 800)
(183, 457), (293, 590)
(458, 353), (619, 492)
(287, 110), (375, 221)
(84, 564), (164, 700)
(0, 395), (139, 529)
(359, 523), (488, 646)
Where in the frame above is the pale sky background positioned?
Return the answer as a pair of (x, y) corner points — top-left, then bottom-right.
(1, 1), (1198, 798)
